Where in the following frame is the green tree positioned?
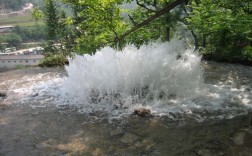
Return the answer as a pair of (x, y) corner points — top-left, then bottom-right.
(44, 0), (59, 41)
(32, 0), (73, 54)
(60, 0), (187, 53)
(0, 0), (26, 10)
(14, 25), (46, 42)
(0, 38), (5, 52)
(38, 0), (252, 63)
(62, 0), (126, 53)
(123, 0), (184, 46)
(186, 0), (252, 62)
(5, 33), (23, 48)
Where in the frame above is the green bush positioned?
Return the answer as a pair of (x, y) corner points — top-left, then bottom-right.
(243, 46), (252, 61)
(39, 54), (68, 67)
(15, 64), (26, 69)
(1, 33), (23, 48)
(14, 25), (46, 42)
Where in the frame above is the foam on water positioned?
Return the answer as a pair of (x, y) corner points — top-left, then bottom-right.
(60, 39), (205, 117)
(2, 39), (252, 121)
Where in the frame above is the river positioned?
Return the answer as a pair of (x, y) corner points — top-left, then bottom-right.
(0, 40), (252, 155)
(0, 61), (251, 156)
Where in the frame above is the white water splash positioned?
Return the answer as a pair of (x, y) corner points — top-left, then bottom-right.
(2, 40), (251, 121)
(61, 39), (205, 117)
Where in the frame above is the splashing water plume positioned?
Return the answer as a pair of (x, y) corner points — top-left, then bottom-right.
(1, 40), (252, 156)
(2, 39), (251, 121)
(62, 39), (205, 117)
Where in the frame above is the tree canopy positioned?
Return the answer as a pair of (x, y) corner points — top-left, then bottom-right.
(35, 0), (252, 64)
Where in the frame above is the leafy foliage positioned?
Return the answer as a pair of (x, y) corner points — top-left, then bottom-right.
(0, 0), (28, 11)
(186, 0), (252, 63)
(62, 0), (126, 53)
(0, 25), (46, 51)
(0, 33), (23, 48)
(123, 0), (183, 46)
(39, 54), (68, 67)
(43, 0), (59, 41)
(34, 0), (252, 64)
(13, 25), (46, 42)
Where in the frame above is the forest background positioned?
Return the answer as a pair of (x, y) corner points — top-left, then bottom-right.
(0, 0), (251, 65)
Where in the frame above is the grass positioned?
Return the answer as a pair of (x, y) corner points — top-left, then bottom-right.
(0, 12), (44, 26)
(15, 64), (26, 70)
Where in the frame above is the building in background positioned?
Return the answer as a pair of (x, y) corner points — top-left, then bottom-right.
(0, 55), (44, 68)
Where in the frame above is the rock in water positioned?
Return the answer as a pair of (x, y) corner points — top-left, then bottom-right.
(120, 133), (140, 144)
(0, 91), (6, 99)
(110, 128), (124, 137)
(233, 127), (252, 146)
(233, 131), (246, 145)
(133, 108), (151, 117)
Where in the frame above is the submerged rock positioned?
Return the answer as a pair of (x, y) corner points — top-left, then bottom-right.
(110, 128), (124, 137)
(32, 111), (40, 116)
(195, 149), (225, 156)
(120, 133), (140, 144)
(233, 127), (252, 146)
(233, 131), (246, 145)
(0, 91), (6, 99)
(135, 138), (156, 151)
(32, 93), (39, 97)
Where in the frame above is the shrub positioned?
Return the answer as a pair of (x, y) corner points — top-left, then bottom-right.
(243, 46), (252, 61)
(39, 54), (68, 67)
(15, 64), (25, 69)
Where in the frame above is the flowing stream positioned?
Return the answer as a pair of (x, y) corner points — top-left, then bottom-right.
(0, 40), (252, 155)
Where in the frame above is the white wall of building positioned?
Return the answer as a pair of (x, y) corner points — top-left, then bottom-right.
(0, 59), (41, 68)
(0, 55), (44, 68)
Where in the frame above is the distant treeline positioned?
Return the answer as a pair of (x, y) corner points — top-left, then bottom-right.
(0, 0), (43, 11)
(0, 25), (46, 50)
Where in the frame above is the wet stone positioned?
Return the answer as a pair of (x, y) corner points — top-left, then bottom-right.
(233, 131), (246, 145)
(0, 104), (7, 112)
(134, 138), (156, 153)
(233, 127), (252, 146)
(196, 149), (213, 156)
(120, 133), (140, 144)
(36, 142), (52, 149)
(32, 93), (39, 97)
(133, 108), (151, 117)
(110, 128), (124, 137)
(32, 111), (40, 115)
(0, 91), (6, 99)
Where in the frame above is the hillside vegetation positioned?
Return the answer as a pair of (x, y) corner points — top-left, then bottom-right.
(0, 0), (43, 11)
(35, 0), (251, 65)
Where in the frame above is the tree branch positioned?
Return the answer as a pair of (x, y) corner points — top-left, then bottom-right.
(151, 0), (160, 10)
(136, 0), (157, 12)
(128, 14), (137, 26)
(114, 0), (188, 44)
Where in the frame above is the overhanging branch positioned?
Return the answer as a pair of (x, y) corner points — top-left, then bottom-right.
(136, 0), (157, 12)
(114, 0), (188, 44)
